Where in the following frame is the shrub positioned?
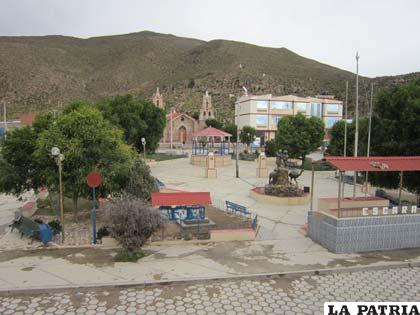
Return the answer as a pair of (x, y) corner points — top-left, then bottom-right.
(104, 194), (161, 253)
(97, 226), (110, 240)
(48, 220), (62, 234)
(36, 198), (50, 209)
(125, 158), (159, 201)
(264, 139), (278, 157)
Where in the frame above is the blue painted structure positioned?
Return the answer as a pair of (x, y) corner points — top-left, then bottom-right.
(159, 205), (206, 221)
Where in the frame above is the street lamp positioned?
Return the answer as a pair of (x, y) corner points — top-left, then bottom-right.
(51, 147), (65, 242)
(141, 137), (146, 160)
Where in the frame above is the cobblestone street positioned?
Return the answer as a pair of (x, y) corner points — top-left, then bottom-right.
(1, 267), (419, 315)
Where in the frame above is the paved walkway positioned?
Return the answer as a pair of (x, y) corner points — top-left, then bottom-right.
(1, 266), (419, 314)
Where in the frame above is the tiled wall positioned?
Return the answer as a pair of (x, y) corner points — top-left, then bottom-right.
(307, 211), (420, 253)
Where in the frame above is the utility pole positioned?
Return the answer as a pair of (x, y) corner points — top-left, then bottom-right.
(342, 81), (349, 198)
(365, 83), (374, 196)
(170, 107), (174, 150)
(353, 52), (360, 198)
(235, 100), (240, 178)
(3, 100), (7, 138)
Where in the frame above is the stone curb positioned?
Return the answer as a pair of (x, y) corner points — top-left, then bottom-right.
(1, 260), (419, 295)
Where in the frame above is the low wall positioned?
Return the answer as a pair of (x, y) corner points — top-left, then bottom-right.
(308, 211), (420, 253)
(190, 154), (232, 167)
(209, 228), (255, 242)
(250, 188), (310, 205)
(318, 196), (389, 212)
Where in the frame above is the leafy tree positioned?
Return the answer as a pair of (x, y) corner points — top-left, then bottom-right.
(264, 139), (278, 157)
(97, 95), (166, 153)
(34, 104), (134, 219)
(0, 126), (42, 195)
(125, 158), (159, 200)
(223, 123), (237, 142)
(205, 118), (223, 129)
(240, 126), (257, 150)
(367, 79), (420, 193)
(275, 114), (324, 165)
(104, 193), (161, 253)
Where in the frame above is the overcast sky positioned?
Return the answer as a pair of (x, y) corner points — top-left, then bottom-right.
(1, 0), (419, 78)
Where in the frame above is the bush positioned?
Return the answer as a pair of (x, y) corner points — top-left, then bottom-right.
(48, 220), (62, 233)
(104, 194), (162, 253)
(113, 250), (145, 262)
(97, 226), (110, 240)
(36, 198), (50, 209)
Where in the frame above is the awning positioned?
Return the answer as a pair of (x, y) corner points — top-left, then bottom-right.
(324, 156), (420, 172)
(151, 192), (212, 207)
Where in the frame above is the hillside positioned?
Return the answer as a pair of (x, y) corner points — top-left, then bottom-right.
(0, 31), (418, 120)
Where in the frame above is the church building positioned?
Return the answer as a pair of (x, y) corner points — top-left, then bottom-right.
(152, 88), (216, 145)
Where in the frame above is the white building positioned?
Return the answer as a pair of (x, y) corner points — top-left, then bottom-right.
(235, 94), (343, 144)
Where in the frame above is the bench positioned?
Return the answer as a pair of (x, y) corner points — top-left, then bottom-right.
(10, 212), (54, 245)
(226, 201), (251, 216)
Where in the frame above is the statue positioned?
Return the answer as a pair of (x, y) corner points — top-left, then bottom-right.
(265, 150), (304, 197)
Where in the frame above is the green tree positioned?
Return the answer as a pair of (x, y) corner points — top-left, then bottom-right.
(264, 139), (278, 157)
(34, 104), (134, 219)
(240, 126), (257, 150)
(275, 114), (324, 165)
(367, 79), (420, 193)
(205, 118), (223, 129)
(0, 126), (42, 195)
(125, 158), (159, 201)
(97, 95), (166, 153)
(223, 123), (237, 142)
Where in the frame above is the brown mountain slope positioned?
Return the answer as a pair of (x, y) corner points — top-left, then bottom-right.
(0, 31), (418, 119)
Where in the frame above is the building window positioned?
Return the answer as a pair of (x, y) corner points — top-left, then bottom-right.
(272, 115), (281, 126)
(256, 101), (268, 110)
(326, 104), (339, 114)
(295, 102), (307, 113)
(326, 117), (339, 128)
(271, 101), (292, 110)
(256, 115), (268, 126)
(311, 103), (322, 117)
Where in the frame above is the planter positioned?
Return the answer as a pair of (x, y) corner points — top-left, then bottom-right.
(250, 187), (310, 205)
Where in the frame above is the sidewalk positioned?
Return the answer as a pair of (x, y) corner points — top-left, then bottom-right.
(1, 239), (420, 292)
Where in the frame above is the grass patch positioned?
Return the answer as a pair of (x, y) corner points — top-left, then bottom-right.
(148, 153), (187, 161)
(34, 193), (92, 216)
(113, 250), (146, 262)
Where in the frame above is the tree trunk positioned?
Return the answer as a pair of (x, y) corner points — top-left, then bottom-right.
(301, 155), (306, 170)
(72, 193), (79, 222)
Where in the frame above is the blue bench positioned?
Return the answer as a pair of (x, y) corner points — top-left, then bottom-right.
(226, 201), (251, 216)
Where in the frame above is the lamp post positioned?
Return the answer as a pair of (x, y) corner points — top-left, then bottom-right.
(353, 52), (360, 197)
(51, 147), (65, 242)
(170, 107), (174, 150)
(236, 125), (240, 178)
(141, 137), (146, 160)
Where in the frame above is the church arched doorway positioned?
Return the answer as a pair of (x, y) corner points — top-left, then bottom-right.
(178, 126), (187, 144)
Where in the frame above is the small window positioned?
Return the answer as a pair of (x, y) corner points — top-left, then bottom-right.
(326, 117), (339, 128)
(296, 103), (307, 113)
(271, 101), (292, 110)
(256, 101), (268, 110)
(327, 104), (340, 114)
(256, 115), (268, 126)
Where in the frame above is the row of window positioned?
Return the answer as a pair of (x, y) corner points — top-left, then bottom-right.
(254, 115), (340, 128)
(255, 100), (340, 114)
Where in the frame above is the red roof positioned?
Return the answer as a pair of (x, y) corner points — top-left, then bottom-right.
(193, 126), (232, 138)
(325, 156), (420, 172)
(151, 192), (211, 206)
(20, 113), (36, 125)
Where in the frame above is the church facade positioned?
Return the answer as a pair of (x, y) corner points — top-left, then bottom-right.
(152, 88), (216, 145)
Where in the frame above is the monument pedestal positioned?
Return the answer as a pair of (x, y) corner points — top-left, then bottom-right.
(256, 153), (268, 178)
(205, 152), (217, 178)
(206, 168), (217, 178)
(256, 168), (268, 178)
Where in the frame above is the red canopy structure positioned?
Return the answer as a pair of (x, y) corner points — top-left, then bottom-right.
(192, 126), (232, 138)
(325, 156), (420, 172)
(151, 192), (211, 207)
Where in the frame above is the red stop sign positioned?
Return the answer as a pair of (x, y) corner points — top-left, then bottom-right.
(86, 171), (102, 188)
